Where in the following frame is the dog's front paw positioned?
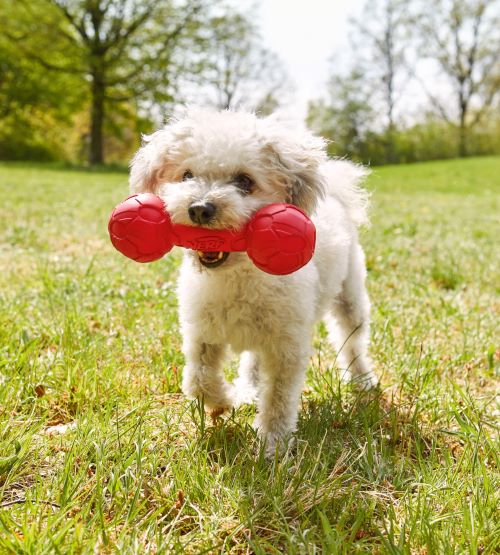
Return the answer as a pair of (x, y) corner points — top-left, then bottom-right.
(181, 371), (235, 411)
(253, 416), (295, 459)
(258, 431), (295, 459)
(351, 370), (379, 390)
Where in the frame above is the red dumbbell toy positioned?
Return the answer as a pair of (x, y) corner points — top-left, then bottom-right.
(108, 193), (316, 275)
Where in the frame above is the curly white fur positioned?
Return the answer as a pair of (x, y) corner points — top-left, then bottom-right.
(130, 108), (378, 456)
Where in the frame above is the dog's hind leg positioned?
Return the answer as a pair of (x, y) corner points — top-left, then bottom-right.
(181, 340), (234, 411)
(233, 351), (259, 406)
(326, 243), (378, 390)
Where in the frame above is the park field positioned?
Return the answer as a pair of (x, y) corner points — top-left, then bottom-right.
(0, 157), (499, 553)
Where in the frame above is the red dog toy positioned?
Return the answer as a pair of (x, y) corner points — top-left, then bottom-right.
(108, 193), (316, 275)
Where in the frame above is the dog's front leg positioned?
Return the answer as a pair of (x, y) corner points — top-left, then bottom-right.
(254, 345), (309, 457)
(181, 340), (233, 412)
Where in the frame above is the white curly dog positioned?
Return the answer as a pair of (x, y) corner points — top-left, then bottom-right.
(129, 109), (378, 455)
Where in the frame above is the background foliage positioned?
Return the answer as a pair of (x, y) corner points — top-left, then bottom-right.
(0, 0), (285, 164)
(1, 0), (499, 166)
(307, 0), (500, 165)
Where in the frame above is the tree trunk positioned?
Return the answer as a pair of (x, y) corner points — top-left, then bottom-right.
(386, 121), (396, 164)
(90, 69), (105, 165)
(458, 113), (467, 157)
(458, 94), (468, 157)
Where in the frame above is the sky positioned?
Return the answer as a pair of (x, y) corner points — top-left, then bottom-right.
(256, 0), (366, 117)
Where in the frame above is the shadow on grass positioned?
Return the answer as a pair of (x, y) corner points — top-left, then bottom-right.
(187, 385), (438, 551)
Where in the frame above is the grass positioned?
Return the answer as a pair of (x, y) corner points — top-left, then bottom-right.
(0, 155), (499, 553)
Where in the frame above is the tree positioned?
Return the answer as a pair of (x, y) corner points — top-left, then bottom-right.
(4, 0), (217, 164)
(0, 1), (84, 160)
(307, 69), (377, 162)
(348, 0), (411, 163)
(200, 11), (289, 112)
(307, 0), (411, 164)
(414, 0), (500, 156)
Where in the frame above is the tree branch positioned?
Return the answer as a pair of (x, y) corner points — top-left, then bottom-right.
(412, 70), (453, 124)
(49, 0), (90, 44)
(108, 6), (156, 50)
(106, 2), (203, 85)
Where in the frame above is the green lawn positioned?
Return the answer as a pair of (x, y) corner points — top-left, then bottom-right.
(0, 157), (499, 553)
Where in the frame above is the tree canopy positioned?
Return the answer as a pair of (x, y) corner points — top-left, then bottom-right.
(1, 0), (287, 164)
(308, 0), (500, 164)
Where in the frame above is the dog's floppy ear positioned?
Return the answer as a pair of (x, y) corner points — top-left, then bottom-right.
(129, 116), (196, 194)
(129, 129), (173, 194)
(261, 121), (327, 214)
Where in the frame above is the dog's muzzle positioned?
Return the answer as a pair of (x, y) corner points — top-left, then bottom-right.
(188, 202), (230, 268)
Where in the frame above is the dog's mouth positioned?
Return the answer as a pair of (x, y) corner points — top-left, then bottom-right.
(196, 251), (230, 268)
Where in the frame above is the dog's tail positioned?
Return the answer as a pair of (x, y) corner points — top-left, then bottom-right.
(320, 159), (370, 227)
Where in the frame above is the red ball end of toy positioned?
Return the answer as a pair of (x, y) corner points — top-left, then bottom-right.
(246, 204), (316, 275)
(108, 193), (174, 262)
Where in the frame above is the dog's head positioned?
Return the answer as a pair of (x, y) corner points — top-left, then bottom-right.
(129, 109), (327, 269)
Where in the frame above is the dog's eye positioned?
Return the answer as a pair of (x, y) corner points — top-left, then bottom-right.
(234, 173), (254, 194)
(182, 170), (193, 181)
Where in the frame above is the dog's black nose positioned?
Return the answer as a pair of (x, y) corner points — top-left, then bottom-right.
(188, 202), (216, 225)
